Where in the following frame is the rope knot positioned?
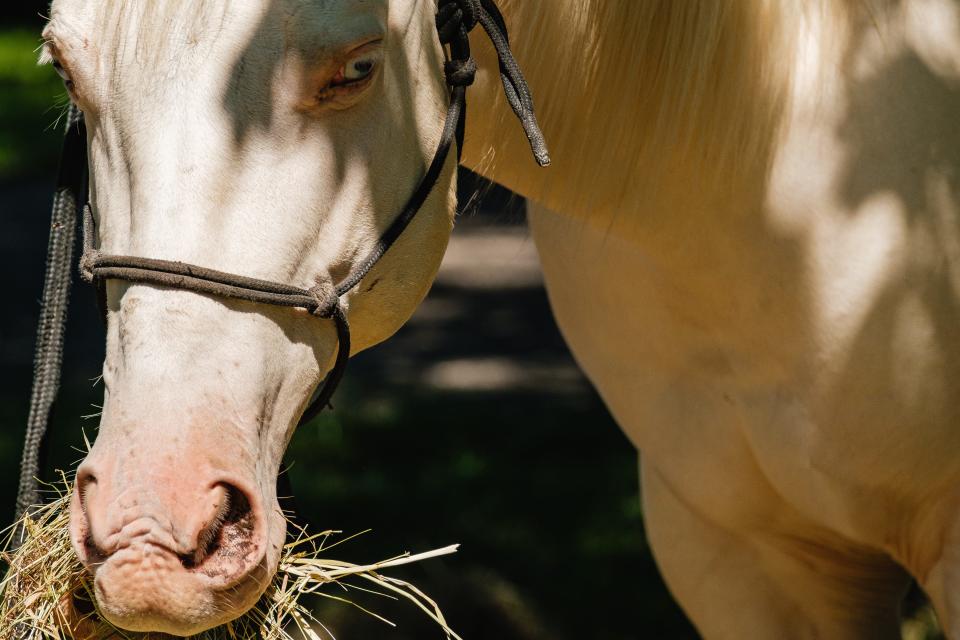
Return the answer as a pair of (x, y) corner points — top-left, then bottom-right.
(436, 0), (481, 44)
(308, 278), (339, 318)
(455, 0), (481, 29)
(444, 57), (477, 87)
(79, 250), (100, 283)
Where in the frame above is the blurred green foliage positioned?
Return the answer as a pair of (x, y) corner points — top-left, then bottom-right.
(0, 28), (68, 181)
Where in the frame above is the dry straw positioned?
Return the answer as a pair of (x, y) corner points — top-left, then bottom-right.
(1, 474), (462, 640)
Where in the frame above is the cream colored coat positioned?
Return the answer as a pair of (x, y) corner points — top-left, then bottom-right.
(40, 0), (960, 637)
(466, 2), (960, 638)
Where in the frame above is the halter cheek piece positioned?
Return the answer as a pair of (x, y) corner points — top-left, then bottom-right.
(15, 0), (548, 520)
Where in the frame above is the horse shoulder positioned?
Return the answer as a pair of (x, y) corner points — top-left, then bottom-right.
(502, 0), (960, 589)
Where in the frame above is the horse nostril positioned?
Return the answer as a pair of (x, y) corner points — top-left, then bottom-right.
(180, 483), (255, 570)
(221, 484), (253, 527)
(70, 469), (107, 565)
(75, 469), (98, 511)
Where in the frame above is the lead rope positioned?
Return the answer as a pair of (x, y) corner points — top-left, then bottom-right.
(13, 0), (548, 531)
(13, 105), (86, 533)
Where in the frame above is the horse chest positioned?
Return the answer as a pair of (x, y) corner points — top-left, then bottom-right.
(527, 197), (960, 549)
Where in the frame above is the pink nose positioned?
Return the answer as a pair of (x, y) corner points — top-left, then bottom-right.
(68, 461), (269, 634)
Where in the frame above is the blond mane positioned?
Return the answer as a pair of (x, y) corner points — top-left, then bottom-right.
(462, 1), (853, 228)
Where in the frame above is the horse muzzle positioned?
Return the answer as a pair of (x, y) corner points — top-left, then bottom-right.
(69, 456), (275, 634)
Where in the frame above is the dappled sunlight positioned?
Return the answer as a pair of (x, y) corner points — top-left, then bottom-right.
(808, 192), (908, 368)
(821, 0), (960, 444)
(905, 0), (960, 76)
(349, 212), (588, 397)
(837, 55), (960, 220)
(435, 226), (542, 290)
(422, 357), (584, 393)
(781, 6), (960, 634)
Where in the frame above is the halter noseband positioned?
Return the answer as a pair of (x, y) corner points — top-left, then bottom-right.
(15, 0), (548, 519)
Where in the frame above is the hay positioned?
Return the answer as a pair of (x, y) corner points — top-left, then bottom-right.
(0, 475), (462, 640)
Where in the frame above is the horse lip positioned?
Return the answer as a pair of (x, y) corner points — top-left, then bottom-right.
(125, 538), (179, 555)
(87, 522), (184, 563)
(101, 538), (182, 562)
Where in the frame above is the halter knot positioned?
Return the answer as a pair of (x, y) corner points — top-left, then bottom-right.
(79, 250), (100, 283)
(308, 279), (339, 318)
(436, 0), (481, 44)
(444, 58), (477, 87)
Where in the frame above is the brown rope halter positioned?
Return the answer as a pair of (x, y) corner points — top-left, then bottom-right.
(15, 0), (549, 522)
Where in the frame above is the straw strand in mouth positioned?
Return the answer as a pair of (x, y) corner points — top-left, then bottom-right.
(0, 473), (461, 640)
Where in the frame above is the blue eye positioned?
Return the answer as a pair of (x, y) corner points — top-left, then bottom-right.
(342, 57), (377, 82)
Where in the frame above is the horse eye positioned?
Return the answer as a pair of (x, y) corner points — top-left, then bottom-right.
(53, 59), (73, 91)
(340, 57), (377, 83)
(309, 45), (382, 106)
(51, 58), (75, 91)
(52, 59), (68, 80)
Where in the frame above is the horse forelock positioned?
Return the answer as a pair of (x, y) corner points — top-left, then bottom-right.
(90, 0), (242, 76)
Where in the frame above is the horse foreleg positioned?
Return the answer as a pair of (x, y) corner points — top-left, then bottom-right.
(641, 460), (910, 640)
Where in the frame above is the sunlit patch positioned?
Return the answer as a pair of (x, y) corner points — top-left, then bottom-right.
(423, 357), (584, 393)
(906, 0), (960, 77)
(810, 191), (907, 369)
(434, 228), (543, 290)
(891, 291), (942, 413)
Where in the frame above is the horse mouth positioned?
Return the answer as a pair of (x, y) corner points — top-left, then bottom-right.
(82, 484), (259, 583)
(70, 481), (265, 632)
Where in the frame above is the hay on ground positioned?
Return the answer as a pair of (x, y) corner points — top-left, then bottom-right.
(1, 474), (461, 640)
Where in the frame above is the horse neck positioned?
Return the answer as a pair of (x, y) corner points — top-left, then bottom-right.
(461, 1), (842, 240)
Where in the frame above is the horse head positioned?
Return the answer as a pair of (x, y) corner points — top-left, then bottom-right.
(42, 0), (462, 632)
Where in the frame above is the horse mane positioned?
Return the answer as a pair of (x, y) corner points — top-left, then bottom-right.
(51, 0), (857, 228)
(463, 1), (852, 226)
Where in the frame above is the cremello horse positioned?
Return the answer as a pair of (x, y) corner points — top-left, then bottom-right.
(40, 0), (960, 637)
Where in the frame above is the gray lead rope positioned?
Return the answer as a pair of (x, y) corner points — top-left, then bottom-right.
(14, 0), (548, 529)
(14, 105), (86, 529)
